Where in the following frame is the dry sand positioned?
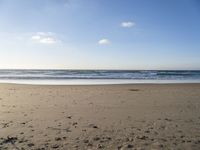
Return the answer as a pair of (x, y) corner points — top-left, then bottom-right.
(0, 83), (200, 150)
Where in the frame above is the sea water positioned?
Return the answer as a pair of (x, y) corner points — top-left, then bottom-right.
(0, 70), (200, 85)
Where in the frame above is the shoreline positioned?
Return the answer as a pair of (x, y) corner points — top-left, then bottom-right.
(0, 79), (200, 86)
(1, 82), (200, 87)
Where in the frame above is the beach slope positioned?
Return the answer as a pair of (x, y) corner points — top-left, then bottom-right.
(0, 84), (200, 149)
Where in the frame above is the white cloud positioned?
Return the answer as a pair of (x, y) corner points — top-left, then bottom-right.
(121, 21), (135, 28)
(31, 32), (58, 44)
(98, 38), (110, 45)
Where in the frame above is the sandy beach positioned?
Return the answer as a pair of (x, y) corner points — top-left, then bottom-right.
(0, 83), (200, 150)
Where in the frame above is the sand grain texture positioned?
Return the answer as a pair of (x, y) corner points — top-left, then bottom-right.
(0, 84), (200, 150)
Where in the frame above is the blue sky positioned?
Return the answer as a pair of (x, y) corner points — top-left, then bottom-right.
(0, 0), (199, 70)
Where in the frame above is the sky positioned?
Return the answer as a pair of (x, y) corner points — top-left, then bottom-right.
(0, 0), (200, 70)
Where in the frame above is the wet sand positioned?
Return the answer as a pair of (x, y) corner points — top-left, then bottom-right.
(0, 83), (200, 150)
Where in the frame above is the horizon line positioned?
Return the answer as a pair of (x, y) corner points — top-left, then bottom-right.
(0, 68), (200, 71)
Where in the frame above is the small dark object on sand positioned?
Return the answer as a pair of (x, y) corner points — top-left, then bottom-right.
(129, 89), (140, 92)
(67, 116), (72, 119)
(93, 125), (98, 129)
(27, 143), (35, 147)
(2, 136), (18, 144)
(127, 144), (134, 148)
(55, 137), (62, 141)
(88, 124), (99, 129)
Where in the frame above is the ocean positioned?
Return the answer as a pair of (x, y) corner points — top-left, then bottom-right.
(0, 70), (200, 85)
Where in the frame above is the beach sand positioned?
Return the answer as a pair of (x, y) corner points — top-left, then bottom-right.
(0, 83), (200, 150)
